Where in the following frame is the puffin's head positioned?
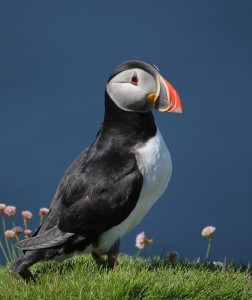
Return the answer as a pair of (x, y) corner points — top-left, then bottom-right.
(106, 60), (183, 114)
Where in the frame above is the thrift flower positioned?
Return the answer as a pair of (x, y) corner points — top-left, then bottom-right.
(39, 208), (49, 216)
(12, 226), (23, 236)
(4, 206), (16, 217)
(202, 225), (216, 260)
(39, 207), (49, 225)
(24, 229), (32, 238)
(5, 230), (16, 239)
(21, 210), (33, 220)
(201, 226), (216, 239)
(135, 232), (153, 249)
(0, 203), (6, 212)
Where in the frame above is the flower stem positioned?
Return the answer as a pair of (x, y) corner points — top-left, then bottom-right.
(24, 219), (27, 231)
(10, 239), (17, 261)
(205, 238), (212, 260)
(0, 239), (10, 264)
(1, 214), (12, 261)
(136, 250), (141, 258)
(18, 248), (22, 257)
(10, 215), (16, 228)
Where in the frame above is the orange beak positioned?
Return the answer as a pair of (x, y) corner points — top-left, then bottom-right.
(154, 75), (183, 113)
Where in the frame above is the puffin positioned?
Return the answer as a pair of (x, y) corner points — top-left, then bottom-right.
(11, 60), (183, 277)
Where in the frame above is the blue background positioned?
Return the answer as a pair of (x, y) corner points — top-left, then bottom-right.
(1, 0), (251, 264)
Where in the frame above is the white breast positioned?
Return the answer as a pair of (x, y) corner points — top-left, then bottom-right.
(88, 129), (172, 254)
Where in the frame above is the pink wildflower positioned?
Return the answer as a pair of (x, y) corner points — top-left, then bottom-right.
(0, 203), (6, 212)
(21, 210), (33, 220)
(39, 208), (49, 216)
(201, 226), (216, 239)
(12, 226), (23, 236)
(135, 232), (153, 249)
(4, 206), (16, 217)
(24, 229), (32, 238)
(5, 230), (16, 239)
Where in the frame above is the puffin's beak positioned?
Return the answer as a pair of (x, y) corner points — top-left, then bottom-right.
(148, 75), (183, 113)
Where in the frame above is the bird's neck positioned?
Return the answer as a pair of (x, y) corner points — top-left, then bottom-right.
(100, 91), (157, 146)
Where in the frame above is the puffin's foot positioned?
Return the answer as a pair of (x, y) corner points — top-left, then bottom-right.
(107, 254), (119, 271)
(92, 239), (120, 270)
(92, 252), (103, 265)
(92, 251), (118, 270)
(107, 239), (120, 270)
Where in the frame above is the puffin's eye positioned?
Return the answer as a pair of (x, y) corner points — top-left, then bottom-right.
(130, 73), (139, 85)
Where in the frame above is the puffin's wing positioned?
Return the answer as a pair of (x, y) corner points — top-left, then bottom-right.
(58, 163), (143, 235)
(17, 154), (143, 251)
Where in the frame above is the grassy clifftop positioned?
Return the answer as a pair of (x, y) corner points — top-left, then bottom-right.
(0, 255), (251, 299)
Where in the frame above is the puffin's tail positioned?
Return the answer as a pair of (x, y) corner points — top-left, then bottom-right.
(10, 247), (60, 275)
(10, 227), (79, 280)
(10, 251), (41, 280)
(11, 252), (42, 273)
(10, 249), (58, 280)
(10, 225), (75, 272)
(10, 252), (39, 273)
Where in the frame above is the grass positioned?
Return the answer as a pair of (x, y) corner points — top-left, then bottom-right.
(0, 255), (251, 299)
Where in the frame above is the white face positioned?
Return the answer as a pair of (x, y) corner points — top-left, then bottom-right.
(106, 68), (157, 113)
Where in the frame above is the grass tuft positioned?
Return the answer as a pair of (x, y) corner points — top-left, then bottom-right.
(0, 255), (251, 299)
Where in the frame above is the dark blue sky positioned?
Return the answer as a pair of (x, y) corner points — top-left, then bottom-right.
(1, 1), (252, 264)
